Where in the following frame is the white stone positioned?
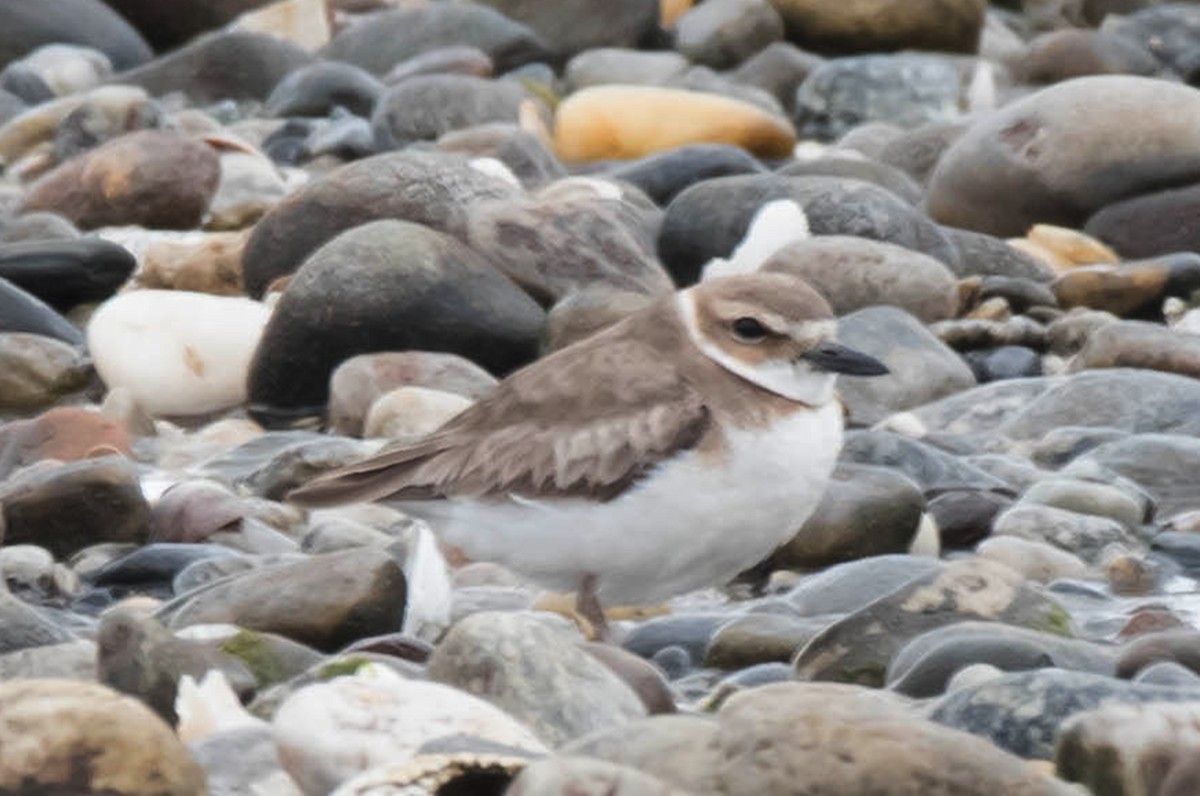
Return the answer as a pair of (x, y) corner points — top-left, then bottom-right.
(1176, 308), (1200, 336)
(363, 386), (472, 440)
(87, 290), (271, 416)
(976, 536), (1089, 584)
(273, 663), (546, 795)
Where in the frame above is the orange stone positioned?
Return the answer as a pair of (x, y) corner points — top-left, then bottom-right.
(554, 85), (796, 162)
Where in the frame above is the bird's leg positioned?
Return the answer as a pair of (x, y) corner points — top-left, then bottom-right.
(575, 573), (611, 643)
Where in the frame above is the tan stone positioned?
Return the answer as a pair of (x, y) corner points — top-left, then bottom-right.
(363, 386), (472, 440)
(0, 679), (206, 795)
(661, 0), (694, 27)
(1053, 264), (1169, 315)
(138, 231), (247, 296)
(1027, 224), (1118, 266)
(554, 85), (795, 162)
(231, 0), (332, 51)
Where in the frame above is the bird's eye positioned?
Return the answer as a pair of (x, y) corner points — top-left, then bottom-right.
(732, 317), (768, 342)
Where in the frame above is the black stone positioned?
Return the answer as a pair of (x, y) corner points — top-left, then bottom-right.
(605, 144), (767, 206)
(0, 277), (83, 344)
(0, 0), (151, 70)
(0, 238), (135, 311)
(265, 61), (384, 119)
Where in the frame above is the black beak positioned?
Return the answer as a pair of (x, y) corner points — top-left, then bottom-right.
(801, 341), (889, 376)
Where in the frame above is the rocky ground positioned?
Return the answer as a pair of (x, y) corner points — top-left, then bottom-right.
(2, 0), (1200, 794)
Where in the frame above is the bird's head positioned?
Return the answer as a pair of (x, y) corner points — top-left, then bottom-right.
(680, 272), (888, 406)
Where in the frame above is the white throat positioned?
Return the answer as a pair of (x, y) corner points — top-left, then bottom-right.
(677, 292), (837, 406)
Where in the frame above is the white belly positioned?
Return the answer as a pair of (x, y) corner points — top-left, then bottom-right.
(424, 403), (844, 603)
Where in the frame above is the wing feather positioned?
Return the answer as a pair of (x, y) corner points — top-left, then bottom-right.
(288, 335), (710, 507)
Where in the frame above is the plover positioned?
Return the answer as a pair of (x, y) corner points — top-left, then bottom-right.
(289, 273), (887, 632)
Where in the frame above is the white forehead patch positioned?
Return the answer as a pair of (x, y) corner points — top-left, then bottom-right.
(701, 199), (810, 281)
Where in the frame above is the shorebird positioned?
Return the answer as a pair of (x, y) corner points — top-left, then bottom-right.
(289, 272), (887, 635)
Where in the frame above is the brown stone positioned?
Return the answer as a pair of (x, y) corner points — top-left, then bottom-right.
(768, 0), (985, 54)
(20, 131), (220, 231)
(0, 407), (132, 479)
(1052, 264), (1169, 316)
(1073, 320), (1200, 380)
(0, 333), (92, 412)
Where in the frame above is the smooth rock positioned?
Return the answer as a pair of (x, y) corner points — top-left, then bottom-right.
(0, 278), (81, 344)
(117, 31), (312, 103)
(371, 75), (526, 151)
(793, 558), (1072, 686)
(554, 86), (796, 163)
(384, 46), (495, 85)
(0, 639), (95, 681)
(1012, 28), (1162, 85)
(470, 0), (658, 57)
(563, 48), (689, 92)
(428, 612), (646, 746)
(964, 345), (1044, 382)
(0, 407), (131, 479)
(992, 504), (1137, 565)
(0, 237), (134, 311)
(887, 621), (1114, 698)
(137, 231), (247, 296)
(834, 307), (976, 426)
(778, 155), (923, 205)
(784, 554), (944, 616)
(0, 333), (90, 412)
(704, 613), (829, 670)
(931, 669), (1200, 759)
(322, 5), (550, 76)
(240, 149), (519, 298)
(0, 212), (79, 244)
(0, 0), (152, 70)
(1073, 320), (1200, 380)
(436, 124), (564, 189)
(1067, 434), (1200, 519)
(768, 0), (985, 54)
(0, 679), (205, 794)
(999, 370), (1200, 439)
(3, 44), (112, 98)
(362, 386), (471, 441)
(507, 756), (686, 796)
(605, 145), (765, 206)
(264, 61), (383, 119)
(658, 174), (958, 285)
(247, 219), (543, 422)
(88, 290), (270, 417)
(1018, 476), (1147, 528)
(770, 463), (924, 569)
(165, 548), (406, 652)
(20, 131), (219, 231)
(673, 0), (783, 70)
(941, 227), (1056, 281)
(1116, 630), (1200, 679)
(1103, 4), (1200, 79)
(928, 489), (1012, 549)
(328, 351), (496, 438)
(0, 456), (148, 558)
(762, 235), (957, 322)
(976, 536), (1089, 584)
(839, 431), (1010, 494)
(928, 76), (1200, 236)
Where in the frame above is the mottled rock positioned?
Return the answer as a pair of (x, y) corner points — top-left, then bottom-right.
(931, 669), (1200, 759)
(778, 155), (923, 204)
(507, 756), (686, 796)
(563, 48), (689, 92)
(940, 227), (1056, 281)
(0, 679), (205, 795)
(729, 41), (823, 113)
(992, 504), (1137, 566)
(840, 431), (1010, 494)
(1066, 434), (1200, 518)
(240, 150), (519, 298)
(137, 231), (246, 296)
(794, 53), (964, 141)
(466, 192), (672, 304)
(784, 555), (944, 616)
(704, 613), (830, 670)
(429, 612), (646, 746)
(20, 131), (219, 231)
(272, 663), (545, 794)
(793, 558), (1071, 686)
(928, 76), (1200, 236)
(247, 219), (543, 422)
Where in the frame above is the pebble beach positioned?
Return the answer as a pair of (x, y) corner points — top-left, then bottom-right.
(3, 0), (1200, 794)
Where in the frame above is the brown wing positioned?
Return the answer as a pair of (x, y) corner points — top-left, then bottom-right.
(287, 335), (710, 507)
